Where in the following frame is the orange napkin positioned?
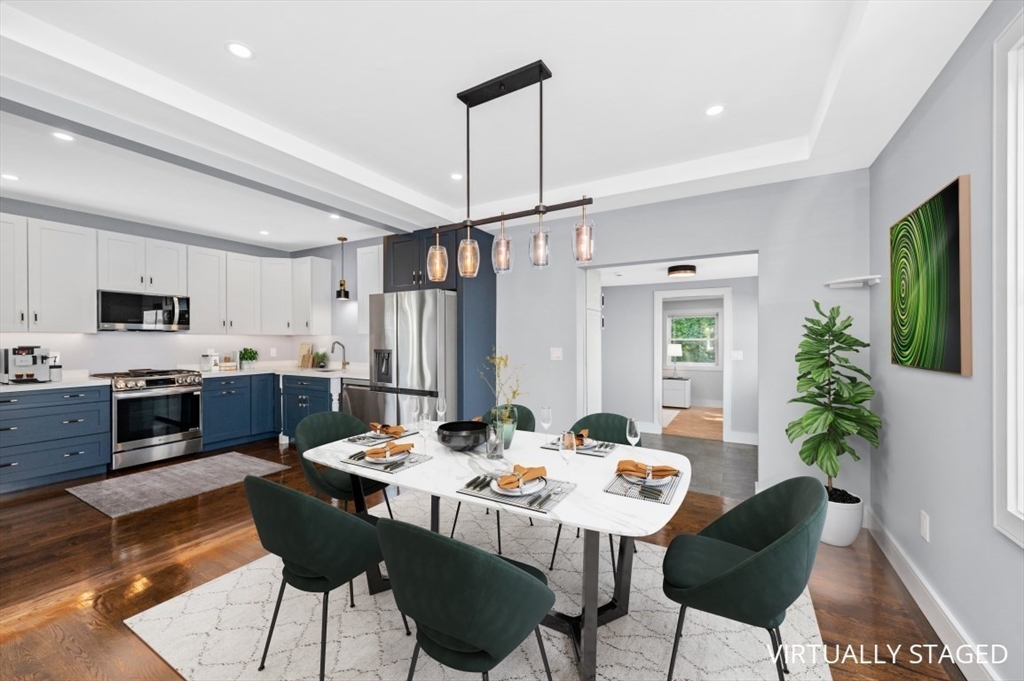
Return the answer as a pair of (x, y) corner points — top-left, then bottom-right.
(616, 459), (678, 479)
(471, 416), (483, 422)
(498, 464), (547, 489)
(369, 422), (406, 437)
(366, 442), (414, 459)
(561, 429), (589, 448)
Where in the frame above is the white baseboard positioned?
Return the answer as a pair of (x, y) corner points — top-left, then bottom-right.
(691, 399), (724, 408)
(638, 420), (660, 434)
(865, 508), (997, 681)
(724, 430), (758, 445)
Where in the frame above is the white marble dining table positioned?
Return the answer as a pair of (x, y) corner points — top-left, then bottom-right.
(304, 423), (692, 681)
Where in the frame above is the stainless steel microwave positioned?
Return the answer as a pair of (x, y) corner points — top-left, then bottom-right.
(97, 291), (190, 331)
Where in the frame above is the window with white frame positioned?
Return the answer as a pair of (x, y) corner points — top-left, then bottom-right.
(667, 314), (719, 367)
(994, 15), (1023, 547)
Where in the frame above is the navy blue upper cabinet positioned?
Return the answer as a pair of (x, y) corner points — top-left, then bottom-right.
(384, 234), (422, 292)
(251, 374), (279, 437)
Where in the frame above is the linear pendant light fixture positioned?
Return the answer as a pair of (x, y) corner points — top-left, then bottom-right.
(429, 60), (594, 278)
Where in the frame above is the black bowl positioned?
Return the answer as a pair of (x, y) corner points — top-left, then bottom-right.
(437, 420), (488, 452)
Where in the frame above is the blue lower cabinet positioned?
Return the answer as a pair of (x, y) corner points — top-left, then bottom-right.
(251, 374), (280, 437)
(203, 387), (252, 445)
(202, 374), (285, 451)
(281, 378), (333, 438)
(0, 386), (112, 493)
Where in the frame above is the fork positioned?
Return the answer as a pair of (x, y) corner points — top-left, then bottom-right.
(530, 484), (564, 508)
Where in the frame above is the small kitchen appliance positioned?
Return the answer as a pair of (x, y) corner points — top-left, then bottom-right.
(1, 347), (52, 384)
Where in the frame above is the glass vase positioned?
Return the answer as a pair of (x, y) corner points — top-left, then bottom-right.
(489, 405), (518, 449)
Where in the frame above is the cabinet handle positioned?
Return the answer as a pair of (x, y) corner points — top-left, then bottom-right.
(63, 451), (85, 458)
(63, 394), (86, 399)
(1, 426), (17, 431)
(62, 419), (85, 424)
(140, 276), (144, 284)
(306, 321), (309, 328)
(223, 320), (226, 327)
(230, 320), (233, 327)
(19, 311), (24, 322)
(0, 462), (18, 468)
(150, 276), (153, 285)
(0, 399), (17, 404)
(223, 390), (236, 395)
(297, 381), (309, 385)
(222, 381), (235, 385)
(33, 312), (38, 323)
(287, 321), (290, 328)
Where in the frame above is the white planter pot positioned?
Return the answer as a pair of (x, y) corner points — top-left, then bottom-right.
(820, 496), (863, 547)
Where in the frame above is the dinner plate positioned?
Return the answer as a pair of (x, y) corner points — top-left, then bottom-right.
(366, 431), (392, 440)
(576, 438), (598, 450)
(490, 477), (546, 496)
(364, 451), (411, 465)
(621, 472), (674, 487)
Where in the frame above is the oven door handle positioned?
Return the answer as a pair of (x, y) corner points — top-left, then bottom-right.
(113, 387), (202, 400)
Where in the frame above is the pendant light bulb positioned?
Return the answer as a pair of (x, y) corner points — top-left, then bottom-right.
(458, 225), (479, 278)
(572, 198), (595, 264)
(492, 213), (513, 274)
(530, 214), (550, 268)
(427, 230), (449, 282)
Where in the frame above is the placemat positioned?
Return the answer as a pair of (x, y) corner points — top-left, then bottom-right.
(343, 451), (431, 474)
(343, 430), (418, 446)
(457, 477), (576, 513)
(538, 439), (618, 457)
(603, 473), (681, 504)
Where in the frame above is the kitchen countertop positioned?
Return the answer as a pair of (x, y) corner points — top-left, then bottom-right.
(187, 362), (370, 382)
(0, 371), (111, 394)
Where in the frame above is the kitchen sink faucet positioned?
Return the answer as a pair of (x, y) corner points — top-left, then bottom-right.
(331, 341), (349, 369)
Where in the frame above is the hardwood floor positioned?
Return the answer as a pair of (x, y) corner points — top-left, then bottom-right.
(0, 439), (963, 681)
(662, 406), (724, 441)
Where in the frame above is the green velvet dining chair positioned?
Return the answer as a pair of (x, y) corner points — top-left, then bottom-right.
(244, 476), (410, 681)
(661, 476), (828, 681)
(449, 404), (537, 554)
(377, 518), (555, 681)
(548, 412), (641, 572)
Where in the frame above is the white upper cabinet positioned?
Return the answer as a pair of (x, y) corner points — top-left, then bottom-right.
(291, 256), (331, 335)
(0, 213), (29, 333)
(27, 219), (97, 333)
(356, 245), (383, 335)
(98, 231), (188, 295)
(260, 258), (293, 335)
(187, 246), (227, 334)
(145, 238), (188, 295)
(226, 253), (261, 335)
(97, 231), (146, 293)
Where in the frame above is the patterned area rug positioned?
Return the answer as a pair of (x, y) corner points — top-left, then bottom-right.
(126, 490), (831, 681)
(68, 452), (288, 518)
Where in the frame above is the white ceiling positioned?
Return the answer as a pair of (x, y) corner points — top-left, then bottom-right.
(600, 253), (758, 288)
(0, 1), (991, 250)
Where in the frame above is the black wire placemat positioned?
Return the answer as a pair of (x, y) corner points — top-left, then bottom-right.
(603, 473), (680, 504)
(344, 451), (432, 475)
(457, 477), (576, 513)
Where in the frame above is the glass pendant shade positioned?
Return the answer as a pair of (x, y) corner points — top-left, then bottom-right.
(458, 227), (479, 278)
(427, 232), (448, 282)
(530, 217), (550, 268)
(573, 220), (595, 263)
(492, 234), (513, 273)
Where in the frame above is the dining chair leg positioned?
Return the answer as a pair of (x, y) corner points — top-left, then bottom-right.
(449, 502), (462, 538)
(535, 626), (553, 681)
(608, 534), (618, 577)
(348, 579), (355, 607)
(666, 606), (687, 681)
(767, 627), (786, 681)
(529, 517), (533, 526)
(401, 612), (412, 636)
(576, 527), (580, 538)
(383, 487), (395, 519)
(258, 579), (287, 671)
(319, 591), (330, 681)
(775, 627), (790, 673)
(549, 524), (563, 570)
(496, 510), (502, 555)
(406, 642), (421, 681)
(482, 673), (489, 681)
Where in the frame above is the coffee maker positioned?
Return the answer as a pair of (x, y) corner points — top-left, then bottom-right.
(1, 347), (52, 384)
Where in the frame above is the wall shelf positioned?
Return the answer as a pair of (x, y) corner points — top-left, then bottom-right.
(824, 275), (881, 289)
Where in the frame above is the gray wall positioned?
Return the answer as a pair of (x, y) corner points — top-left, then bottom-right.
(601, 277), (760, 434)
(663, 297), (725, 407)
(496, 169), (870, 500)
(868, 3), (1024, 679)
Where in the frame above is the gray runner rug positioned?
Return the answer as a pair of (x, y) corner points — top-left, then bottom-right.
(126, 489), (832, 681)
(68, 452), (288, 518)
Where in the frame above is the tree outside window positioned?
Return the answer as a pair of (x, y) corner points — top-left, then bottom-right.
(668, 315), (718, 366)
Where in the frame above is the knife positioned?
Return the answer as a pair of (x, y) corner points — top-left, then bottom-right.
(531, 492), (553, 508)
(464, 475), (484, 490)
(350, 451), (366, 461)
(385, 460), (409, 472)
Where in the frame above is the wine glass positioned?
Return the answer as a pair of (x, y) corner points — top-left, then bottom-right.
(626, 418), (640, 447)
(540, 406), (553, 436)
(560, 430), (576, 454)
(436, 396), (447, 423)
(407, 398), (420, 431)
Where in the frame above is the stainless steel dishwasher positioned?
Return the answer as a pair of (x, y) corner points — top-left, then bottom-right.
(342, 379), (383, 425)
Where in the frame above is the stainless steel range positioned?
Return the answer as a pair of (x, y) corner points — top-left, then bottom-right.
(91, 369), (203, 469)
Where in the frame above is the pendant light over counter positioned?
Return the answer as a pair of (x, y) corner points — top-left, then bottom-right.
(335, 236), (351, 300)
(428, 60), (595, 279)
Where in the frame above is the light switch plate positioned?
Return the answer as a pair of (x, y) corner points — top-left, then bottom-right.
(270, 348), (277, 357)
(920, 510), (930, 542)
(731, 351), (744, 361)
(550, 347), (563, 361)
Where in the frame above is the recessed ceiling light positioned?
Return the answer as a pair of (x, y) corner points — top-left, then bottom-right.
(0, 174), (19, 181)
(259, 230), (269, 235)
(329, 213), (340, 219)
(450, 173), (463, 180)
(226, 42), (254, 59)
(705, 105), (724, 117)
(52, 131), (75, 141)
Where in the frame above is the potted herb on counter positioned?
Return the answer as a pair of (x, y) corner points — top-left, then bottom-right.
(239, 347), (258, 371)
(313, 351), (329, 369)
(786, 302), (881, 546)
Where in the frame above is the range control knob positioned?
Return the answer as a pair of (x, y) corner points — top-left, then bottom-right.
(127, 380), (138, 389)
(114, 379), (126, 390)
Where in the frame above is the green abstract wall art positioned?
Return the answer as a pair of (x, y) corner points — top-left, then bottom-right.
(890, 176), (972, 376)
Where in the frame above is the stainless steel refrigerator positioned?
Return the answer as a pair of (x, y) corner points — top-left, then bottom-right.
(368, 290), (458, 426)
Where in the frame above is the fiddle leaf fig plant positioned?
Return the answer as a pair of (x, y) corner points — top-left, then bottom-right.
(786, 302), (881, 494)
